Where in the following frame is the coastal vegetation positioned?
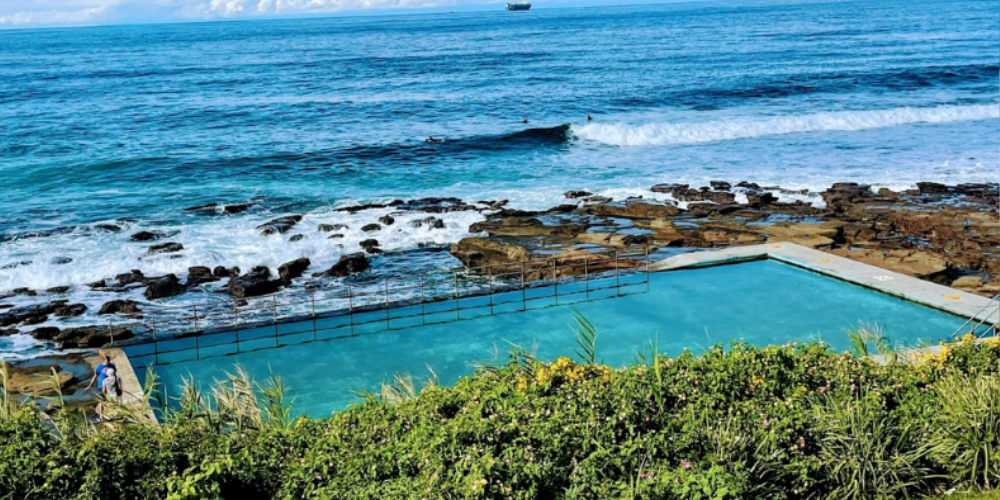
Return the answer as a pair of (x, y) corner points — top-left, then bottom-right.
(1, 325), (998, 500)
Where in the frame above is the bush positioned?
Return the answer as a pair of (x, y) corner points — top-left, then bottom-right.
(1, 336), (999, 499)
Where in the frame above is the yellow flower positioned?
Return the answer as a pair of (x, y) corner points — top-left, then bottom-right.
(961, 332), (976, 343)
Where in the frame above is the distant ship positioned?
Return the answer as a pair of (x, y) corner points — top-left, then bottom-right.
(506, 2), (531, 11)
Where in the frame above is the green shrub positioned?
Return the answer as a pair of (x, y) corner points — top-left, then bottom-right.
(2, 336), (1000, 499)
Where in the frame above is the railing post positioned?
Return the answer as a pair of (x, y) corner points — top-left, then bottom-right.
(552, 259), (558, 305)
(488, 266), (494, 315)
(454, 272), (460, 320)
(311, 290), (318, 341)
(615, 251), (621, 295)
(645, 245), (651, 291)
(520, 262), (526, 311)
(585, 255), (590, 300)
(348, 284), (355, 336)
(272, 295), (279, 348)
(419, 276), (426, 326)
(108, 316), (115, 346)
(233, 299), (241, 354)
(384, 278), (391, 329)
(151, 318), (159, 366)
(192, 305), (200, 360)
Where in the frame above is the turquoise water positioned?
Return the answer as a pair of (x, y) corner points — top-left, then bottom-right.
(137, 260), (966, 417)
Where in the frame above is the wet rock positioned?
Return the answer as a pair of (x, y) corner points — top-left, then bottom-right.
(359, 239), (381, 254)
(213, 266), (239, 278)
(328, 233), (345, 239)
(185, 203), (219, 214)
(450, 238), (529, 269)
(0, 327), (17, 336)
(94, 223), (122, 233)
(98, 299), (143, 316)
(148, 242), (184, 254)
(477, 200), (509, 210)
(13, 288), (37, 296)
(583, 196), (612, 204)
(257, 215), (303, 236)
(318, 223), (347, 232)
(736, 181), (761, 190)
(144, 274), (186, 300)
(46, 286), (71, 294)
(312, 254), (370, 278)
(408, 220), (424, 228)
(1, 363), (75, 396)
(746, 191), (778, 207)
(425, 217), (445, 229)
(227, 267), (281, 298)
(0, 304), (13, 309)
(278, 258), (311, 285)
(361, 223), (381, 232)
(223, 203), (252, 215)
(335, 200), (404, 214)
(0, 301), (65, 327)
(586, 201), (682, 219)
(915, 182), (949, 195)
(651, 183), (736, 204)
(30, 327), (60, 341)
(710, 180), (732, 191)
(130, 230), (173, 242)
(45, 326), (134, 349)
(1, 260), (32, 269)
(565, 190), (593, 199)
(398, 197), (475, 213)
(186, 266), (219, 287)
(820, 183), (877, 216)
(686, 203), (744, 218)
(53, 303), (87, 317)
(115, 270), (146, 286)
(51, 257), (73, 265)
(378, 215), (395, 226)
(470, 218), (585, 238)
(876, 187), (900, 200)
(289, 234), (305, 242)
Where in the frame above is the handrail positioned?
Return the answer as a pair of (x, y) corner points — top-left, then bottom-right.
(119, 247), (652, 366)
(947, 294), (999, 339)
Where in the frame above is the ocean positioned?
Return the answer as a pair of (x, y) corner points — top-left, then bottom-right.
(0, 0), (997, 355)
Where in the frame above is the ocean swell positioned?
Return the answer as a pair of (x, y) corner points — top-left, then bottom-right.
(573, 104), (1000, 147)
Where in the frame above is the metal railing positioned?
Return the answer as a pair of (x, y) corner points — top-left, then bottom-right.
(121, 248), (651, 367)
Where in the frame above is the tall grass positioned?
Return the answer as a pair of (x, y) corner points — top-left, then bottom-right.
(813, 393), (933, 500)
(928, 372), (1000, 490)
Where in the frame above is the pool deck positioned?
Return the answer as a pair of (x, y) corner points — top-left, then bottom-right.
(85, 348), (157, 424)
(650, 242), (999, 326)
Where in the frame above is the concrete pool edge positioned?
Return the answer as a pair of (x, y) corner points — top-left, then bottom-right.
(650, 242), (999, 326)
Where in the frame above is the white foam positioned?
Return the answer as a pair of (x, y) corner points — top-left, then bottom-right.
(573, 104), (1000, 147)
(0, 208), (485, 292)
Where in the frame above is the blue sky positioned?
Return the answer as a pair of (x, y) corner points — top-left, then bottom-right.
(0, 0), (699, 29)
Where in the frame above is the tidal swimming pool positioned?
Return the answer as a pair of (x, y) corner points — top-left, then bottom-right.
(131, 259), (967, 417)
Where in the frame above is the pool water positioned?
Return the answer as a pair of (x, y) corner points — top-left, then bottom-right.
(136, 260), (966, 417)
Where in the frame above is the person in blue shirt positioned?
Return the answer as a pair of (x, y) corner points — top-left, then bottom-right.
(85, 354), (116, 392)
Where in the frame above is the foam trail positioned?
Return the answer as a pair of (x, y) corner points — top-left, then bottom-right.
(574, 104), (1000, 146)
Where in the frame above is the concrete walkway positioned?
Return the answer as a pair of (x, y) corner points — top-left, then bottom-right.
(85, 348), (157, 423)
(651, 242), (999, 326)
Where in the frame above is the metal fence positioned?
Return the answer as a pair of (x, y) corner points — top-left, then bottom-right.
(122, 249), (652, 367)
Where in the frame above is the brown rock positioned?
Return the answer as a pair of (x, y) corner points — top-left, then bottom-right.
(227, 267), (281, 298)
(148, 242), (184, 254)
(278, 258), (311, 285)
(311, 254), (370, 278)
(257, 215), (303, 236)
(144, 274), (186, 300)
(586, 201), (681, 219)
(98, 299), (143, 316)
(450, 238), (530, 270)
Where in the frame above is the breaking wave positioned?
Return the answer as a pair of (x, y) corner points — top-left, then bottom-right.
(573, 104), (1000, 147)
